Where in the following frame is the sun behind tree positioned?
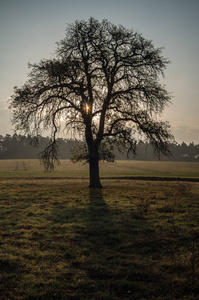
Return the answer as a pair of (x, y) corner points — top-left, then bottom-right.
(9, 17), (173, 188)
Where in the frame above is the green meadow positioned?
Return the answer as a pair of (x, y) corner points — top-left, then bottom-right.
(0, 160), (199, 299)
(0, 159), (199, 179)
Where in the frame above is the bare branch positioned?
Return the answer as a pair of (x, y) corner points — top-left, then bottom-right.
(9, 17), (173, 174)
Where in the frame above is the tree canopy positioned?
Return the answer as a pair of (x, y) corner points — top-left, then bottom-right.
(9, 17), (174, 187)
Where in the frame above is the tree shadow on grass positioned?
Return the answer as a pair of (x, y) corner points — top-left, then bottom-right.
(49, 188), (196, 299)
(48, 188), (121, 298)
(81, 189), (168, 299)
(85, 188), (121, 250)
(80, 188), (123, 298)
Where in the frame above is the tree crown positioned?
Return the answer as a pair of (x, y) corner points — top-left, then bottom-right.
(10, 17), (173, 169)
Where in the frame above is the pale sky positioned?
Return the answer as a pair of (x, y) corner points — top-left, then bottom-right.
(0, 0), (199, 143)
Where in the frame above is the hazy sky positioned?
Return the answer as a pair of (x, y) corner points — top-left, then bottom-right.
(0, 0), (199, 143)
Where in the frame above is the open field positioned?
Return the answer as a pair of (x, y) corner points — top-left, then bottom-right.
(0, 159), (199, 180)
(0, 161), (199, 299)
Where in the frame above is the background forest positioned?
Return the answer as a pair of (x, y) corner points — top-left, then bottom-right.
(0, 134), (199, 162)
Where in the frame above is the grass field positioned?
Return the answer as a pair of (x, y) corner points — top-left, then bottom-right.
(0, 159), (199, 179)
(0, 160), (199, 299)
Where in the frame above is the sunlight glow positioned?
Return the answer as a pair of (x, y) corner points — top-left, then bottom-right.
(85, 104), (89, 114)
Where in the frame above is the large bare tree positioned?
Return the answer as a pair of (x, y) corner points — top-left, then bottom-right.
(10, 18), (173, 188)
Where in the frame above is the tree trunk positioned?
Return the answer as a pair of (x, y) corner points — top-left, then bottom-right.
(88, 142), (102, 188)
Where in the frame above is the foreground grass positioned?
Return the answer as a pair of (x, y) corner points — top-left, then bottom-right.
(1, 178), (199, 299)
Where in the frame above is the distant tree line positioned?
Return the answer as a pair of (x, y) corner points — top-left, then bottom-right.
(0, 134), (78, 160)
(0, 134), (199, 162)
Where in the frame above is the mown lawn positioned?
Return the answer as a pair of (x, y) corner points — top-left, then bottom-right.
(0, 178), (199, 299)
